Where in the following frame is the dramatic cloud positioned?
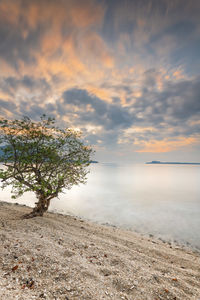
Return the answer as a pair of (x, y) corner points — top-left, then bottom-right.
(0, 0), (200, 162)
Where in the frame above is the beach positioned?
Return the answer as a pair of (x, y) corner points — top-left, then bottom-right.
(0, 201), (200, 300)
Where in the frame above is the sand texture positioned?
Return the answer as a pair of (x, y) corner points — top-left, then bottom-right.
(0, 201), (200, 300)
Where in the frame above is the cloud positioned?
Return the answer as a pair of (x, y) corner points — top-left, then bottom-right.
(0, 0), (200, 160)
(0, 0), (105, 30)
(80, 32), (114, 68)
(62, 88), (134, 130)
(0, 98), (17, 111)
(132, 75), (200, 126)
(136, 137), (198, 153)
(0, 0), (106, 77)
(1, 72), (199, 155)
(0, 76), (52, 102)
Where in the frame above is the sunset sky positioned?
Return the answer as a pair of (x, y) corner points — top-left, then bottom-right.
(0, 0), (200, 163)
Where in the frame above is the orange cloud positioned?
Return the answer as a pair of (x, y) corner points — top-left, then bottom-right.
(25, 28), (115, 99)
(0, 0), (20, 26)
(0, 0), (111, 98)
(189, 120), (200, 126)
(0, 0), (105, 30)
(82, 33), (114, 68)
(86, 86), (113, 103)
(0, 59), (17, 77)
(136, 137), (198, 153)
(31, 51), (87, 83)
(173, 69), (185, 80)
(68, 0), (105, 28)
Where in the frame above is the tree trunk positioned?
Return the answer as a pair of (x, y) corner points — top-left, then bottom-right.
(22, 194), (51, 219)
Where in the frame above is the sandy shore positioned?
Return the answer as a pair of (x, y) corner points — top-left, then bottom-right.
(0, 201), (200, 300)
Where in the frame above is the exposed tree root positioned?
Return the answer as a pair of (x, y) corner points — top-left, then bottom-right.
(21, 211), (44, 219)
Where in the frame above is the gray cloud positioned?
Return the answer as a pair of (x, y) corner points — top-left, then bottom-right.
(0, 99), (17, 111)
(129, 76), (200, 142)
(1, 76), (50, 96)
(0, 21), (39, 71)
(57, 77), (200, 148)
(62, 88), (134, 130)
(1, 73), (199, 149)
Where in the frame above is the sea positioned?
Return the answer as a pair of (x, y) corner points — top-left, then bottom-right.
(1, 163), (200, 251)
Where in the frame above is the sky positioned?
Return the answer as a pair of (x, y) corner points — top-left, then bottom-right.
(0, 0), (200, 163)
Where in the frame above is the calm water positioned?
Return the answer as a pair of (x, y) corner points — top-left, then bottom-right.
(1, 163), (200, 250)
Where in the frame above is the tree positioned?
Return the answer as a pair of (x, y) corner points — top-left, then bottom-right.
(0, 115), (93, 218)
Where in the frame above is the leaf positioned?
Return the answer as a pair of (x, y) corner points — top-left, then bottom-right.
(11, 265), (19, 272)
(29, 280), (35, 289)
(27, 266), (31, 271)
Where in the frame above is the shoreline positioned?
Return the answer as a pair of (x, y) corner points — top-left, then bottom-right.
(5, 200), (200, 254)
(0, 201), (200, 299)
(51, 209), (200, 255)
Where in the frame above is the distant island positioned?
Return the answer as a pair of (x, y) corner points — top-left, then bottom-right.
(146, 161), (200, 165)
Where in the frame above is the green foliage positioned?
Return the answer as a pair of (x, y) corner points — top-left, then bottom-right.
(0, 115), (93, 205)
